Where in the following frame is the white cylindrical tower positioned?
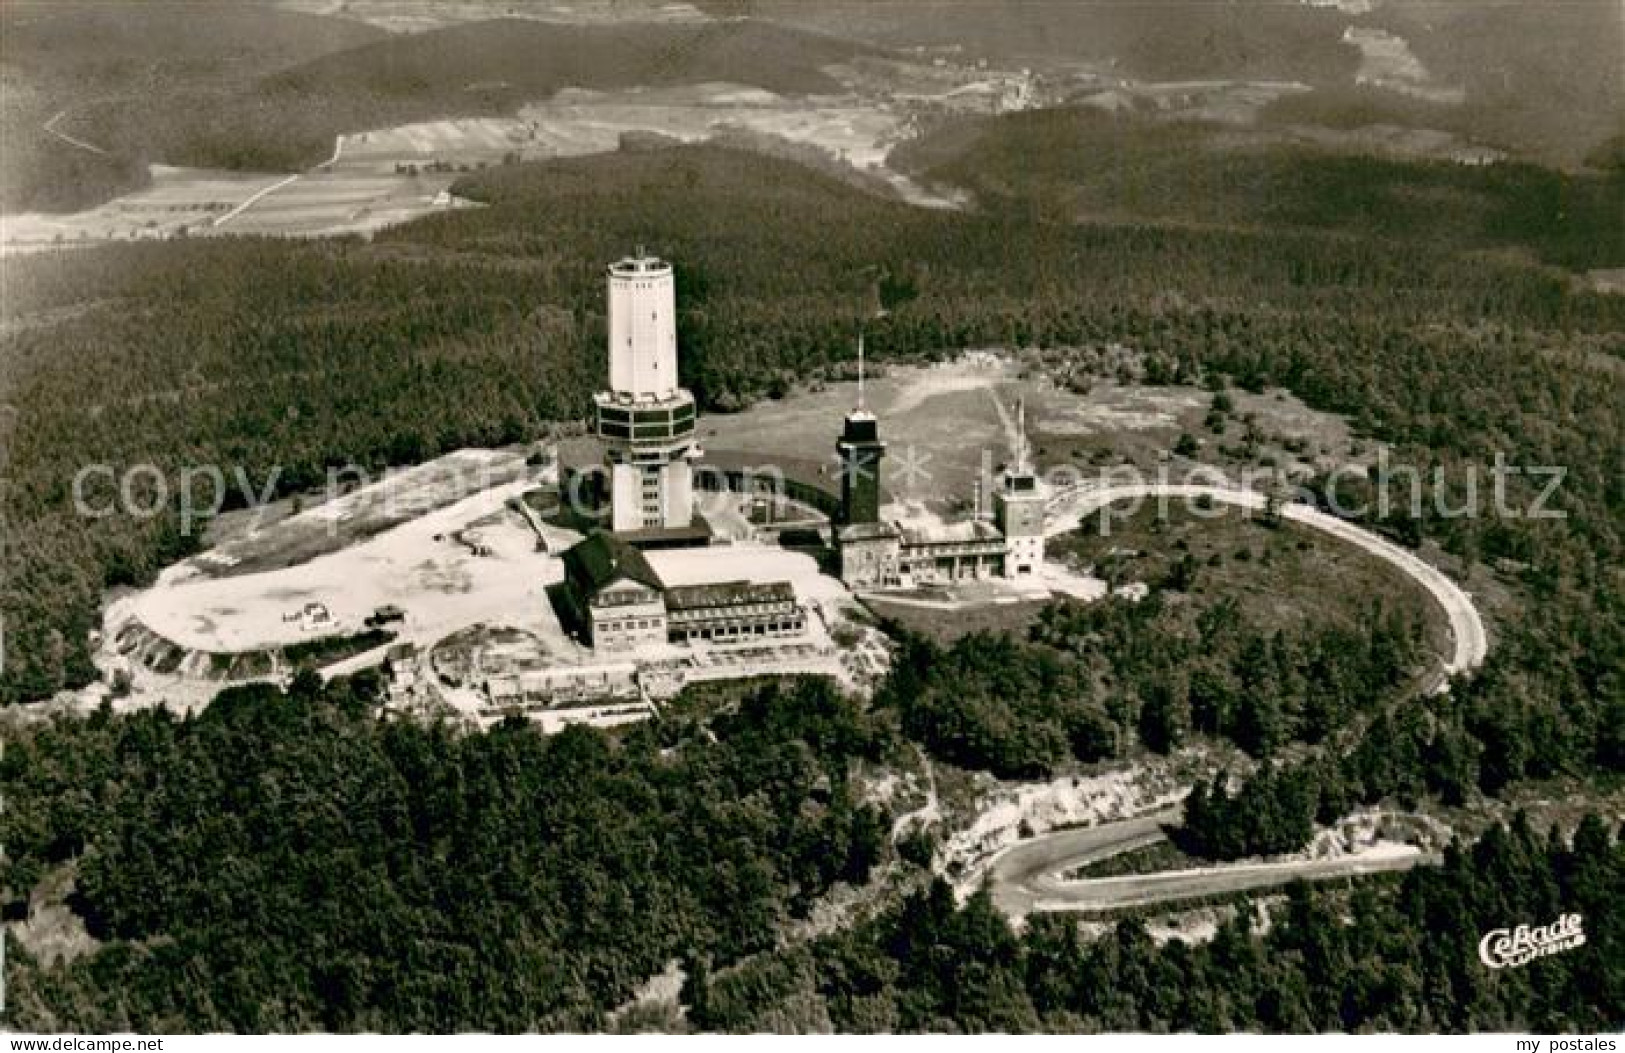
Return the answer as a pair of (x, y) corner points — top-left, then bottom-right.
(595, 253), (699, 534)
(607, 255), (678, 398)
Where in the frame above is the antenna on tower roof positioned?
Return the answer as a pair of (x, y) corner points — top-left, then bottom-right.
(856, 331), (866, 412)
(1016, 396), (1028, 473)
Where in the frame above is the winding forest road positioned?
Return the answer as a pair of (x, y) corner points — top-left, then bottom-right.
(989, 807), (1430, 917)
(982, 482), (1488, 918)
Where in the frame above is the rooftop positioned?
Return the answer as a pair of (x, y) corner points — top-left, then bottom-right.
(563, 530), (665, 595)
(616, 516), (715, 550)
(700, 448), (845, 501)
(608, 254), (671, 278)
(665, 579), (797, 611)
(898, 519), (1004, 545)
(837, 521), (902, 543)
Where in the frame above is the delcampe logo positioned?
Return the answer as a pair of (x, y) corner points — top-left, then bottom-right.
(1478, 914), (1586, 970)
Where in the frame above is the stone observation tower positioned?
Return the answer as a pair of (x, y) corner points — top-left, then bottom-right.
(595, 252), (698, 533)
(836, 335), (886, 525)
(994, 397), (1046, 575)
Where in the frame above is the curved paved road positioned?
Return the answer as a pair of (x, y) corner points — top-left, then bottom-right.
(991, 809), (1179, 917)
(984, 482), (1488, 918)
(990, 807), (1430, 917)
(1045, 483), (1489, 682)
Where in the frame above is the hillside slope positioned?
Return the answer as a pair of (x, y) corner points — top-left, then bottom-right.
(892, 107), (1625, 271)
(0, 0), (386, 211)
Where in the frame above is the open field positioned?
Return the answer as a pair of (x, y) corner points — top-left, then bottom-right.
(1, 167), (292, 252)
(0, 161), (472, 253)
(701, 352), (1366, 512)
(702, 353), (1037, 512)
(337, 83), (912, 173)
(117, 474), (567, 658)
(862, 595), (1051, 644)
(194, 448), (535, 577)
(213, 169), (476, 237)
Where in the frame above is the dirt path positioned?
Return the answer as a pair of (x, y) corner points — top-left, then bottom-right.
(212, 136), (343, 228)
(42, 109), (108, 156)
(211, 173), (303, 228)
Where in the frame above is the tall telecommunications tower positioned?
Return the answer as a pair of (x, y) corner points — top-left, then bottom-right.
(594, 253), (698, 533)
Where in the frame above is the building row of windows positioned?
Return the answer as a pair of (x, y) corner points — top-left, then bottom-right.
(669, 602), (799, 622)
(672, 619), (805, 643)
(597, 615), (665, 634)
(593, 612), (808, 644)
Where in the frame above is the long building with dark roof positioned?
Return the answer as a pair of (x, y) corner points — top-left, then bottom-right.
(556, 530), (808, 652)
(664, 580), (806, 644)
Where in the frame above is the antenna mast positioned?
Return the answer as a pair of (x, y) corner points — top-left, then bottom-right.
(1016, 396), (1027, 472)
(857, 331), (866, 411)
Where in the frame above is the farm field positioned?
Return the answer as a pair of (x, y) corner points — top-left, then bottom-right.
(215, 168), (476, 237)
(0, 166), (290, 252)
(1, 81), (925, 250)
(0, 161), (472, 252)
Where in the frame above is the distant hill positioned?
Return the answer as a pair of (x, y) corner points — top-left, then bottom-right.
(711, 0), (1624, 169)
(892, 106), (1625, 271)
(1364, 0), (1625, 168)
(701, 1), (1362, 84)
(4, 14), (874, 210)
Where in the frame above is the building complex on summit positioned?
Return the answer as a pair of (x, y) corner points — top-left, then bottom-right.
(833, 340), (1047, 589)
(560, 251), (1049, 651)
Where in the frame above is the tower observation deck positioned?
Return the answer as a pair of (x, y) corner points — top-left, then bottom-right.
(594, 253), (698, 533)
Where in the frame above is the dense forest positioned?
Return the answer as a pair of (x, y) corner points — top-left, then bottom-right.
(4, 145), (1620, 787)
(697, 817), (1622, 1032)
(4, 668), (1620, 1032)
(883, 591), (1423, 780)
(3, 675), (888, 1030)
(892, 106), (1625, 271)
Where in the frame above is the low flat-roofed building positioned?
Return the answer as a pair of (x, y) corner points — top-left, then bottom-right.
(696, 448), (866, 521)
(897, 518), (1008, 583)
(665, 580), (807, 644)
